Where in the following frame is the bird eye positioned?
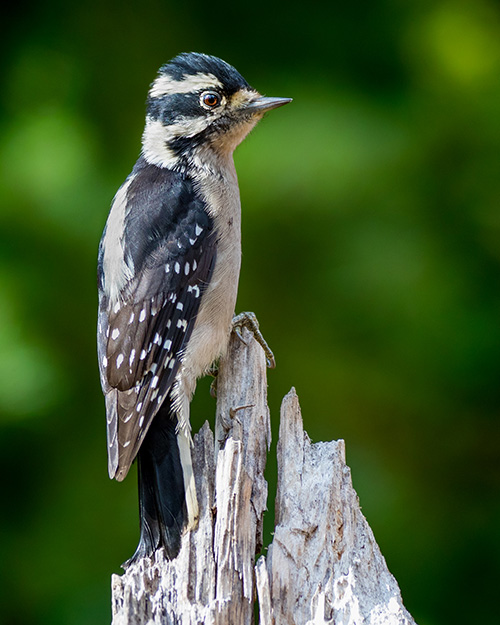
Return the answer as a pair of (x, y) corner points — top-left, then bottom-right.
(201, 91), (221, 109)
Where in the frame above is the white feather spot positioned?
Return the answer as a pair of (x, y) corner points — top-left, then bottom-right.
(195, 224), (203, 236)
(113, 300), (121, 314)
(176, 302), (183, 311)
(102, 356), (108, 367)
(116, 353), (124, 368)
(129, 349), (136, 365)
(165, 263), (170, 273)
(168, 359), (175, 369)
(139, 309), (146, 322)
(154, 332), (162, 345)
(150, 363), (158, 374)
(123, 440), (131, 448)
(175, 262), (180, 274)
(151, 375), (159, 389)
(177, 319), (188, 331)
(128, 311), (135, 324)
(139, 415), (145, 427)
(189, 237), (196, 245)
(157, 394), (163, 404)
(166, 319), (171, 329)
(123, 413), (133, 423)
(111, 328), (120, 340)
(184, 262), (190, 275)
(136, 402), (143, 412)
(163, 339), (172, 351)
(140, 349), (147, 360)
(192, 259), (197, 271)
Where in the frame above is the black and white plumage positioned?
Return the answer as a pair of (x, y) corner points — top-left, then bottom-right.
(97, 53), (290, 564)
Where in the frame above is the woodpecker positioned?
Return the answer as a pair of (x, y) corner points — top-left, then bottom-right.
(97, 52), (291, 565)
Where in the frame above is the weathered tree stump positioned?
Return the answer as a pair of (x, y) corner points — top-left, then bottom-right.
(111, 328), (417, 625)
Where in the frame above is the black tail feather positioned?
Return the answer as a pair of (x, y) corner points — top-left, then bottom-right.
(123, 399), (187, 568)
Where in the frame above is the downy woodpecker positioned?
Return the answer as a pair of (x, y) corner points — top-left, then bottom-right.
(97, 52), (290, 565)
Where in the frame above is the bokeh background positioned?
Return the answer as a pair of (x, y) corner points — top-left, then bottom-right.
(1, 1), (500, 623)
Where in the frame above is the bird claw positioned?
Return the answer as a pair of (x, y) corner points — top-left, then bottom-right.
(232, 311), (276, 369)
(207, 362), (219, 397)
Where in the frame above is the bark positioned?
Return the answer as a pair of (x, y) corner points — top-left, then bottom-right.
(111, 328), (417, 625)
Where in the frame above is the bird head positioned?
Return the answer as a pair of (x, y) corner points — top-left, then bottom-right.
(141, 53), (291, 171)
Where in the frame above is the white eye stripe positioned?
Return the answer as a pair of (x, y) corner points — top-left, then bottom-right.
(149, 73), (223, 97)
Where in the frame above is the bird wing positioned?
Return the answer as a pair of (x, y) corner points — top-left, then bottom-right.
(97, 165), (217, 480)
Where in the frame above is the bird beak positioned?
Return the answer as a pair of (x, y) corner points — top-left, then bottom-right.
(244, 96), (292, 114)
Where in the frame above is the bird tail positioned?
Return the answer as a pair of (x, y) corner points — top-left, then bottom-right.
(123, 394), (198, 567)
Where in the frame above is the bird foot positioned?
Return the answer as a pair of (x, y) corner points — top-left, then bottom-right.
(232, 311), (276, 369)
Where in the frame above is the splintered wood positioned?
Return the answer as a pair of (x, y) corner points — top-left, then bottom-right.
(111, 328), (417, 625)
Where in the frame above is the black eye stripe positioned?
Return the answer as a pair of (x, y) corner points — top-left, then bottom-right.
(147, 92), (203, 123)
(147, 89), (227, 124)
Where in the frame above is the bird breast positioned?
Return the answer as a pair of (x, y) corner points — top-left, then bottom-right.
(179, 162), (242, 395)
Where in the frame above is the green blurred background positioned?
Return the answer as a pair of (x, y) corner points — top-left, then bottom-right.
(1, 0), (500, 623)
